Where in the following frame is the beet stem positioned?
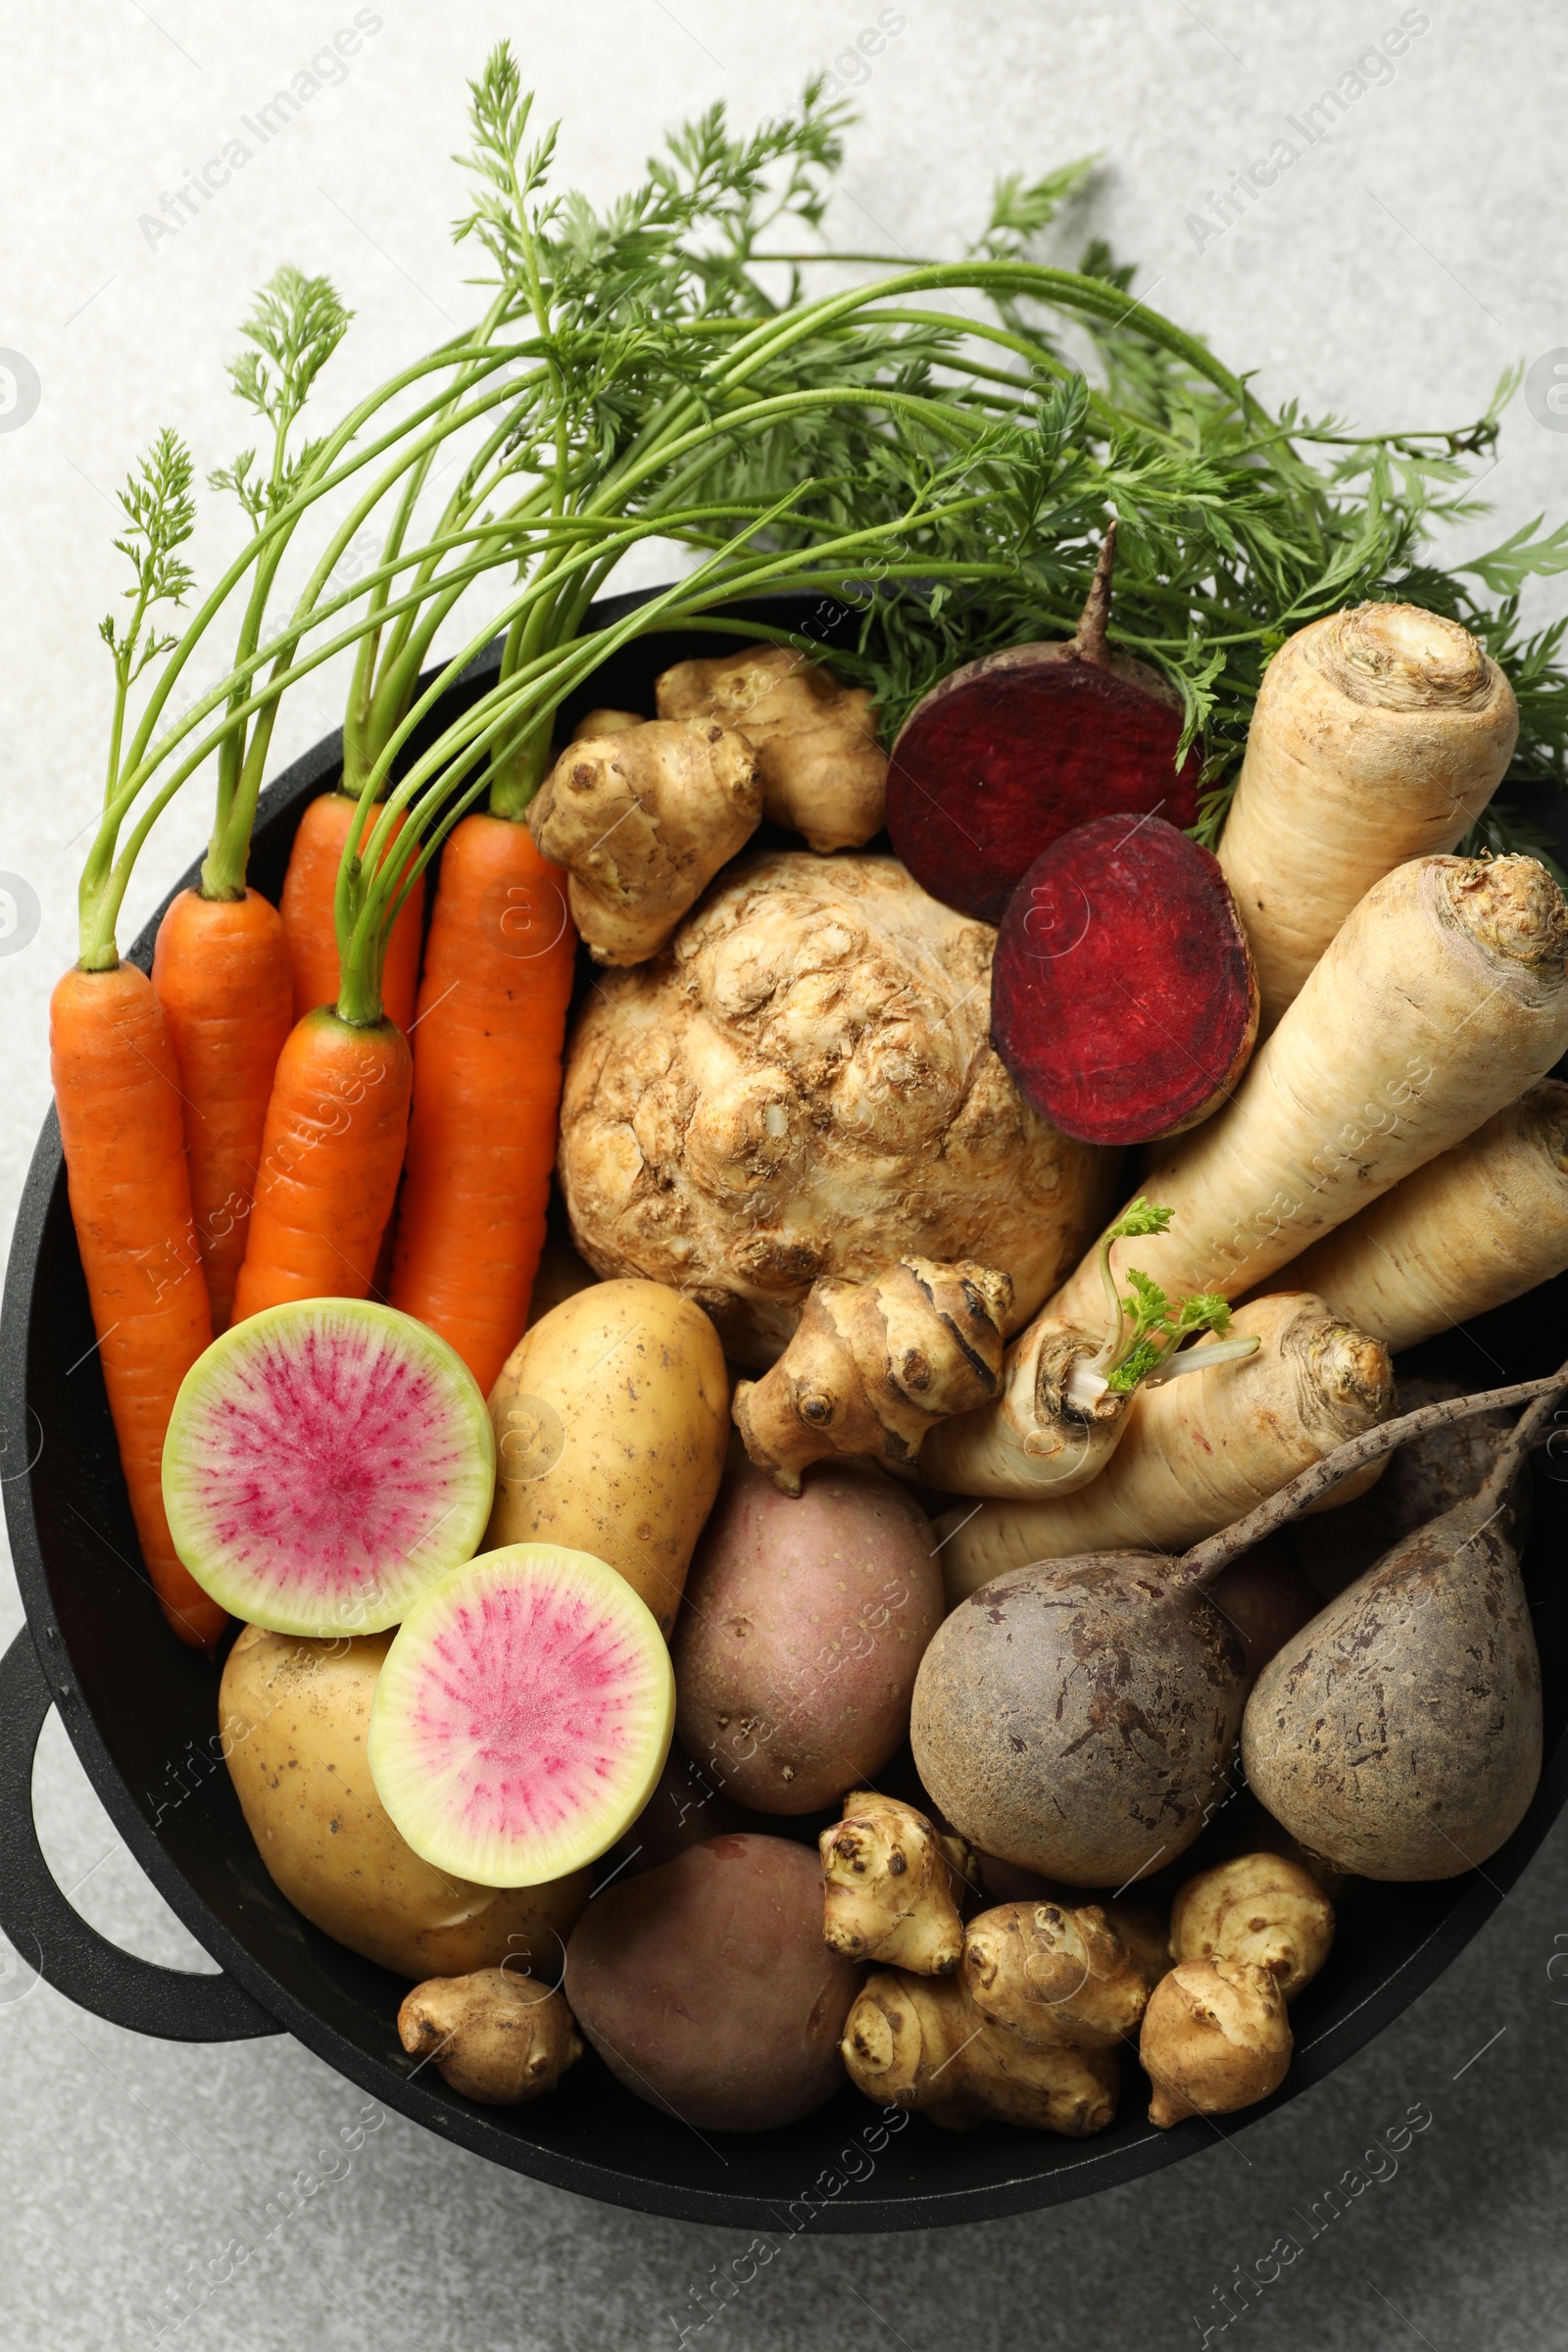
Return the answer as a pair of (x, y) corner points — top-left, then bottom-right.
(1073, 522), (1117, 669)
(1177, 1359), (1568, 1588)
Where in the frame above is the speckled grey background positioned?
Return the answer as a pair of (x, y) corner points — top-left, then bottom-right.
(4, 4), (1568, 2345)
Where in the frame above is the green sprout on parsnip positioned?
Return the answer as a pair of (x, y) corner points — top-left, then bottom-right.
(1064, 1199), (1259, 1411)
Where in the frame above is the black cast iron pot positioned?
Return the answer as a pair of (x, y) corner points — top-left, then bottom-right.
(4, 590), (1568, 2231)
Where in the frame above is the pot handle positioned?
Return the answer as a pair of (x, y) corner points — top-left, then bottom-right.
(0, 1630), (280, 2041)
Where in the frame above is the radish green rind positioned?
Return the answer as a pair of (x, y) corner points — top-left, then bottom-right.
(367, 1544), (676, 1888)
(162, 1298), (495, 1638)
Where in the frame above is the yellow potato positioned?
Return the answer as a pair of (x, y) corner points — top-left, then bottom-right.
(486, 1277), (729, 1636)
(220, 1625), (589, 1981)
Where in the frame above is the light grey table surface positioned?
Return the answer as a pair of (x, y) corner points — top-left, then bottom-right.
(4, 4), (1568, 2345)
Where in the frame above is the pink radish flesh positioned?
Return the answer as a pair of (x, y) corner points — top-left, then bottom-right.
(990, 813), (1257, 1146)
(368, 1546), (674, 1886)
(162, 1299), (494, 1635)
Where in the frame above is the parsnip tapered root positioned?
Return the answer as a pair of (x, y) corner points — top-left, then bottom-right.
(733, 1257), (1012, 1494)
(1051, 855), (1568, 1329)
(841, 1969), (1119, 2134)
(1140, 1956), (1291, 2127)
(939, 1293), (1392, 1601)
(963, 1900), (1152, 2048)
(1169, 1853), (1334, 2001)
(527, 717), (760, 964)
(820, 1792), (967, 1974)
(1218, 605), (1517, 1033)
(656, 642), (886, 853)
(917, 1314), (1123, 1498)
(1276, 1081), (1568, 1351)
(397, 1969), (582, 2105)
(558, 853), (1114, 1367)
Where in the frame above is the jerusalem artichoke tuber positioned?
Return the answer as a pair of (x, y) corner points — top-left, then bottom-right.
(841, 1968), (1119, 2133)
(1140, 1955), (1291, 2127)
(656, 642), (886, 852)
(528, 717), (760, 964)
(1168, 1852), (1334, 2002)
(733, 1257), (1011, 1494)
(569, 707), (644, 740)
(397, 1967), (582, 2105)
(820, 1792), (968, 1974)
(963, 1900), (1152, 2048)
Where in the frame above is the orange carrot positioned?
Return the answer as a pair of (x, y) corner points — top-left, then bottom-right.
(279, 789), (426, 1030)
(231, 1007), (413, 1318)
(150, 888), (293, 1332)
(389, 814), (576, 1394)
(49, 964), (226, 1649)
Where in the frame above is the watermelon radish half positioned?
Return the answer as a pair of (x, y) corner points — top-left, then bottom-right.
(368, 1544), (675, 1887)
(162, 1299), (495, 1638)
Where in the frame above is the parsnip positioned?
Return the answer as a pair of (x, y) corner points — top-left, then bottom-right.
(1218, 605), (1517, 1031)
(918, 1314), (1124, 1498)
(1276, 1081), (1568, 1350)
(919, 1202), (1256, 1500)
(1051, 855), (1568, 1329)
(938, 1294), (1392, 1602)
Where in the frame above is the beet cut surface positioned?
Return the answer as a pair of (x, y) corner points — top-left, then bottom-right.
(991, 813), (1257, 1147)
(886, 647), (1201, 923)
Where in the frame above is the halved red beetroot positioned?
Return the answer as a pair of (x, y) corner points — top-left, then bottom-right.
(991, 812), (1258, 1147)
(886, 531), (1200, 922)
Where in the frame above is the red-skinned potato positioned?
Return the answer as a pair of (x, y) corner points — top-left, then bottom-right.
(564, 1834), (859, 2131)
(673, 1457), (944, 1813)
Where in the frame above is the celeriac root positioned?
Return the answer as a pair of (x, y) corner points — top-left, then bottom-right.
(656, 642), (887, 852)
(939, 1293), (1392, 1601)
(1168, 1852), (1334, 2001)
(528, 717), (760, 964)
(557, 851), (1115, 1366)
(820, 1792), (968, 1974)
(962, 1900), (1152, 2048)
(841, 1968), (1120, 2134)
(1274, 1081), (1568, 1351)
(917, 1314), (1125, 1498)
(397, 1968), (582, 2105)
(733, 1257), (1012, 1494)
(1218, 605), (1517, 1032)
(1051, 855), (1568, 1327)
(1140, 1955), (1291, 2127)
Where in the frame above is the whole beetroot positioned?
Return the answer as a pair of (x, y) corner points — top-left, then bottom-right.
(564, 1835), (858, 2132)
(674, 1457), (944, 1813)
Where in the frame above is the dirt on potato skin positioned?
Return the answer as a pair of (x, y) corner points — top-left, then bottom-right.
(910, 1553), (1248, 1888)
